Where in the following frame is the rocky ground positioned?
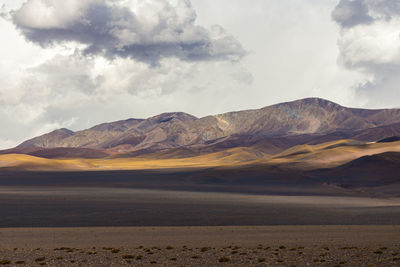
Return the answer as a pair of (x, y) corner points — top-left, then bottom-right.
(0, 226), (400, 266)
(1, 244), (400, 266)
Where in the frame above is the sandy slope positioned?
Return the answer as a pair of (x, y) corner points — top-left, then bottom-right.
(1, 140), (400, 171)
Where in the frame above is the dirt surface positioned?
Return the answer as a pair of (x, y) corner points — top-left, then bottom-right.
(1, 187), (400, 227)
(0, 226), (399, 266)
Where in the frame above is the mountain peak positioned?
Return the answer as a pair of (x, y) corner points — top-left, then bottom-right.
(151, 112), (198, 123)
(279, 97), (343, 108)
(53, 128), (75, 135)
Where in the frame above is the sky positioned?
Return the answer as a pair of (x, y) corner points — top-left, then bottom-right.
(0, 0), (399, 148)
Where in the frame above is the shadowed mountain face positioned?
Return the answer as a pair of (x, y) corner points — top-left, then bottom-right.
(5, 98), (400, 158)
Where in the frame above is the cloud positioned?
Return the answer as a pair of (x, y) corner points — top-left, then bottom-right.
(11, 0), (246, 65)
(332, 0), (400, 107)
(332, 0), (373, 28)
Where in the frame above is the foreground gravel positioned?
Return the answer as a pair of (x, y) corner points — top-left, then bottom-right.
(1, 226), (400, 266)
(1, 244), (400, 266)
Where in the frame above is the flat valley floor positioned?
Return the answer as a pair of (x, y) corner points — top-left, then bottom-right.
(0, 170), (400, 266)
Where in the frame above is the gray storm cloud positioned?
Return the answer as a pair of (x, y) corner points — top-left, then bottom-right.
(11, 0), (246, 65)
(332, 0), (400, 106)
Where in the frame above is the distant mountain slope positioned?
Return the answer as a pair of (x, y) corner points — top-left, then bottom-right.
(309, 152), (400, 188)
(6, 98), (400, 158)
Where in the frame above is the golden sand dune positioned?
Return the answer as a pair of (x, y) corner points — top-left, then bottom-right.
(1, 140), (400, 171)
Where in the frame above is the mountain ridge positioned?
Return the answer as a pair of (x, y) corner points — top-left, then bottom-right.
(6, 97), (400, 158)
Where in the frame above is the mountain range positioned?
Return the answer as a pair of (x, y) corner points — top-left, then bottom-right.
(3, 97), (400, 160)
(2, 97), (400, 195)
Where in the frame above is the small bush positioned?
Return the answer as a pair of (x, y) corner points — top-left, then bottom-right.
(0, 260), (11, 265)
(35, 257), (45, 262)
(218, 257), (230, 263)
(122, 255), (135, 259)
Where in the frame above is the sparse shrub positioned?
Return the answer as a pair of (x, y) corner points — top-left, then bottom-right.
(35, 257), (45, 262)
(136, 255), (142, 260)
(122, 255), (135, 259)
(218, 257), (230, 263)
(170, 258), (177, 261)
(0, 260), (11, 265)
(258, 258), (266, 262)
(15, 261), (25, 265)
(200, 247), (210, 252)
(166, 246), (174, 250)
(111, 249), (120, 254)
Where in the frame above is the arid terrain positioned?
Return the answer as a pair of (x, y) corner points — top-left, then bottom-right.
(1, 226), (400, 266)
(1, 98), (400, 196)
(1, 98), (400, 266)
